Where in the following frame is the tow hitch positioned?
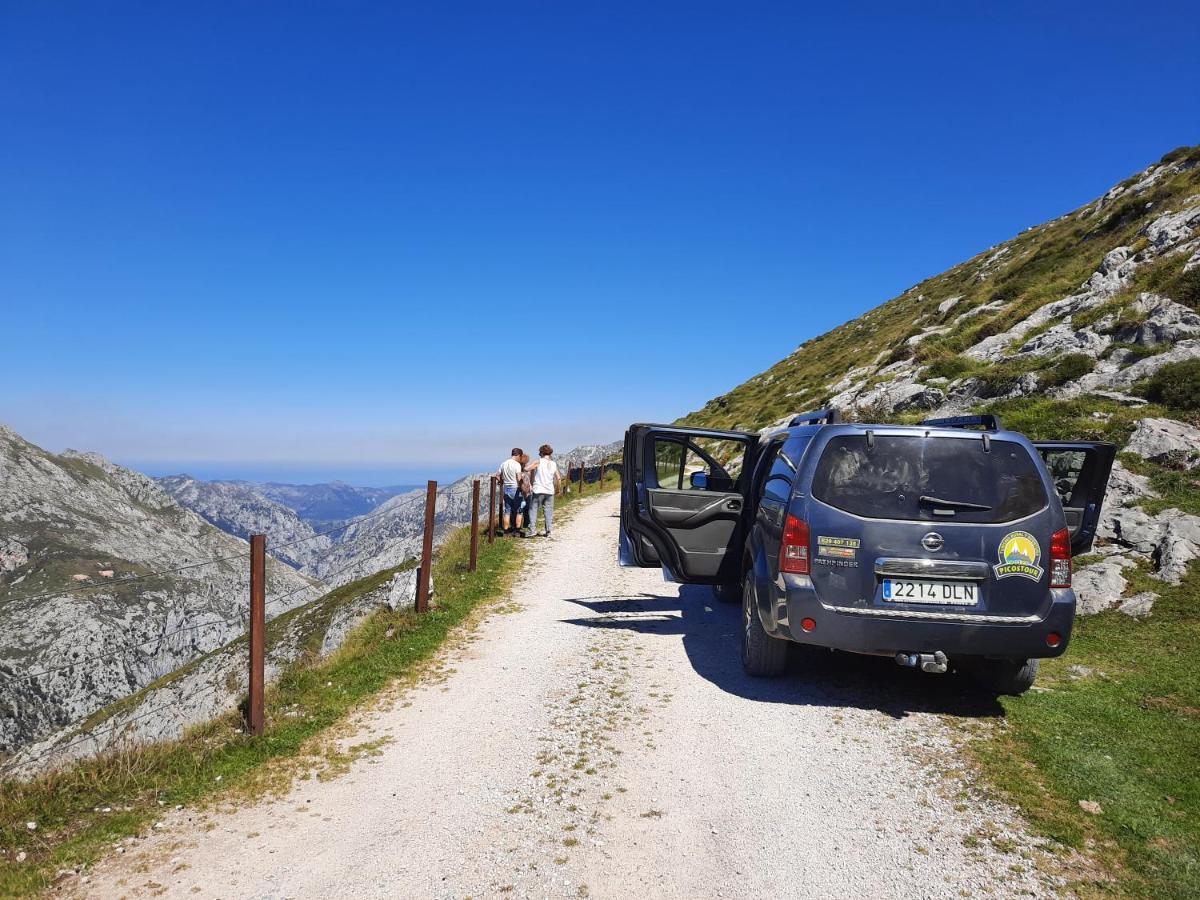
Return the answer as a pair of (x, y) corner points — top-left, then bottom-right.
(895, 651), (949, 674)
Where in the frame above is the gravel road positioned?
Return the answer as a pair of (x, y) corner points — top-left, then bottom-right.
(71, 492), (1059, 899)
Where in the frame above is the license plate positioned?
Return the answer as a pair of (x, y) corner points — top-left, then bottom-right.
(882, 578), (978, 606)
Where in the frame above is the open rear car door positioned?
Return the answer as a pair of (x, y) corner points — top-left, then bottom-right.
(620, 424), (757, 584)
(1034, 441), (1117, 555)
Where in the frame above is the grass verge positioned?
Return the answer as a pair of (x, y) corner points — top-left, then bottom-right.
(966, 562), (1199, 898)
(0, 523), (526, 897)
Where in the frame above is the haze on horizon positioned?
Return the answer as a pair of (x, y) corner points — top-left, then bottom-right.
(2, 1), (1197, 484)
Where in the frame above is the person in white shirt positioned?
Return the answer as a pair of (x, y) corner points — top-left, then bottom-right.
(524, 444), (561, 537)
(498, 448), (525, 534)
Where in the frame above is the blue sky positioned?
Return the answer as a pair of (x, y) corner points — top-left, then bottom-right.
(1, 2), (1197, 484)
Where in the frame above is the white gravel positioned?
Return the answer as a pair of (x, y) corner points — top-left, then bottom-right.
(69, 492), (1061, 898)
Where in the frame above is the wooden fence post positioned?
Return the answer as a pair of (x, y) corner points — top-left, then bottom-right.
(417, 480), (436, 613)
(579, 463), (585, 494)
(248, 534), (265, 736)
(469, 479), (480, 572)
(488, 476), (497, 544)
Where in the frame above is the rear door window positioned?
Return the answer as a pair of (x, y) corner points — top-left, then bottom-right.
(812, 434), (1047, 523)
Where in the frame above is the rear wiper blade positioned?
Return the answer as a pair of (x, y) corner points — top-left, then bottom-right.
(919, 494), (992, 511)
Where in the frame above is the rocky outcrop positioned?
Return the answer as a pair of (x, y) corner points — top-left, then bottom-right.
(0, 425), (317, 755)
(2, 569), (398, 779)
(1073, 556), (1137, 615)
(1124, 418), (1200, 470)
(1115, 293), (1200, 345)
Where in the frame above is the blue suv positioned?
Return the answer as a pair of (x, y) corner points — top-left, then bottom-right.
(619, 410), (1114, 694)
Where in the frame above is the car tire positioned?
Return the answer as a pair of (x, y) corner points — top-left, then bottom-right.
(741, 574), (788, 677)
(712, 581), (741, 604)
(968, 657), (1040, 696)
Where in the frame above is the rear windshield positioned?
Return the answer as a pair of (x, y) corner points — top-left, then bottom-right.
(811, 434), (1048, 523)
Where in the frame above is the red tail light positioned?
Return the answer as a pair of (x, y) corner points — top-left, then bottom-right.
(1050, 527), (1072, 588)
(781, 514), (810, 575)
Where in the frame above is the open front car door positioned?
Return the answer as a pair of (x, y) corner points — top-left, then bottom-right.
(620, 424), (757, 584)
(1034, 441), (1117, 555)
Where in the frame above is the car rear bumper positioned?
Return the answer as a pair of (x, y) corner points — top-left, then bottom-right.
(776, 575), (1075, 659)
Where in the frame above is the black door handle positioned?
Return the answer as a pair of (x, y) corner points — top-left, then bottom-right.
(725, 499), (741, 511)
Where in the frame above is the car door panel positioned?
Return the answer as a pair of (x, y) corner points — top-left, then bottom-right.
(619, 424), (756, 584)
(1034, 441), (1117, 555)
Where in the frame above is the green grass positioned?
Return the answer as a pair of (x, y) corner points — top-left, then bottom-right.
(0, 523), (526, 896)
(971, 565), (1200, 897)
(1119, 454), (1200, 517)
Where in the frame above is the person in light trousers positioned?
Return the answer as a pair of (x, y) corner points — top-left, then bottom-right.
(524, 444), (561, 537)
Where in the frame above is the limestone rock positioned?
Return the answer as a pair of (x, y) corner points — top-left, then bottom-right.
(1115, 293), (1200, 345)
(1102, 460), (1158, 510)
(1125, 417), (1200, 470)
(385, 567), (426, 612)
(1017, 323), (1111, 358)
(0, 538), (28, 573)
(1074, 557), (1136, 615)
(1118, 592), (1157, 618)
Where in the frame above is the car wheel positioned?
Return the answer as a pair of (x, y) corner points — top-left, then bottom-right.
(741, 573), (788, 677)
(712, 581), (740, 604)
(968, 657), (1040, 696)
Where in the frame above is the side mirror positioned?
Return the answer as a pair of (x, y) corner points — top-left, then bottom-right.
(689, 471), (708, 490)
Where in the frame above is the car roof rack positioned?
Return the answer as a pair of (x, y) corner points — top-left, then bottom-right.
(789, 407), (842, 426)
(919, 413), (1003, 431)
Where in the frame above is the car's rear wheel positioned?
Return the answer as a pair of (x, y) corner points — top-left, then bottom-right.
(966, 657), (1039, 695)
(741, 574), (788, 677)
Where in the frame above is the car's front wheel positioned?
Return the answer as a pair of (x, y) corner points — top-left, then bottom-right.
(712, 581), (740, 604)
(965, 657), (1039, 695)
(741, 574), (788, 677)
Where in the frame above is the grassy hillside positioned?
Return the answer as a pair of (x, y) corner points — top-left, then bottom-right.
(678, 145), (1200, 432)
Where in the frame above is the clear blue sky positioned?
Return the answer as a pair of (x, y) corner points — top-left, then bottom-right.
(2, 2), (1197, 484)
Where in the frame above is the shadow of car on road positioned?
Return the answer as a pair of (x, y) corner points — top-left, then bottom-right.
(560, 585), (1004, 720)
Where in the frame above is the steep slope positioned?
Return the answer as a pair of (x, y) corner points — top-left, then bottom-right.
(681, 145), (1200, 431)
(311, 476), (482, 587)
(0, 426), (317, 755)
(3, 563), (411, 778)
(156, 475), (332, 570)
(679, 145), (1200, 611)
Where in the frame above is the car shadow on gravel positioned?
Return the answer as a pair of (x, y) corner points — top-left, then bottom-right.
(560, 587), (1004, 720)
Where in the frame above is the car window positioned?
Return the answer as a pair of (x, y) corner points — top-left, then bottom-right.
(650, 437), (743, 491)
(1039, 448), (1085, 506)
(812, 434), (1048, 523)
(751, 440), (784, 499)
(654, 439), (685, 488)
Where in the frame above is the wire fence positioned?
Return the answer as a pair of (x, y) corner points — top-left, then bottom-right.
(0, 458), (621, 775)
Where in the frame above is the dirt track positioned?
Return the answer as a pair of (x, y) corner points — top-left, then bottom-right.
(73, 492), (1059, 899)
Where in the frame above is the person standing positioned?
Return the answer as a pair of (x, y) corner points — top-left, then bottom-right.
(525, 444), (561, 537)
(498, 448), (524, 535)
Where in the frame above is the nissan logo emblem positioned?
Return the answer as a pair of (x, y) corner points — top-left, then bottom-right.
(922, 532), (945, 552)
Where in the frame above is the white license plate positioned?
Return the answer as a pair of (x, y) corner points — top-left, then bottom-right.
(882, 578), (978, 606)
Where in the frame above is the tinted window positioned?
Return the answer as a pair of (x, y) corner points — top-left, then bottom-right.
(812, 434), (1047, 523)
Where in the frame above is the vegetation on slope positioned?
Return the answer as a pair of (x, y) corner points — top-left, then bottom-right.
(677, 145), (1200, 432)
